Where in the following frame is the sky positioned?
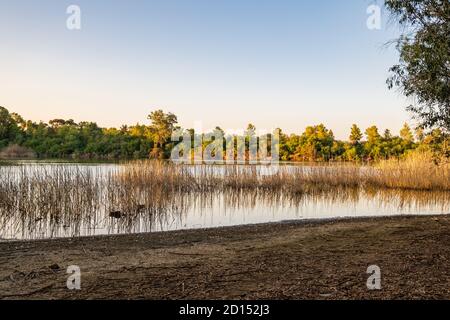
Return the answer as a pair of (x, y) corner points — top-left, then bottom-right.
(0, 0), (411, 139)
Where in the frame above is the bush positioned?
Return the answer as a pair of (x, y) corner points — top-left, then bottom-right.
(0, 144), (36, 159)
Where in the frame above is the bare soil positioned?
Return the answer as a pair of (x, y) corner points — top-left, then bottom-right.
(1, 215), (450, 300)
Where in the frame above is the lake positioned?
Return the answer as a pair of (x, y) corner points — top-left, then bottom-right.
(0, 161), (449, 240)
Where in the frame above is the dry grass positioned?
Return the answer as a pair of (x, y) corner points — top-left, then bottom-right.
(117, 152), (450, 193)
(0, 145), (35, 159)
(0, 165), (102, 238)
(369, 151), (450, 191)
(0, 154), (449, 239)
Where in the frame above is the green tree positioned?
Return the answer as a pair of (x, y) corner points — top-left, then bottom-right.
(364, 126), (382, 160)
(415, 127), (425, 142)
(0, 106), (21, 148)
(386, 0), (450, 132)
(147, 110), (178, 159)
(274, 128), (290, 161)
(400, 123), (414, 142)
(365, 126), (381, 145)
(294, 124), (334, 161)
(349, 124), (363, 144)
(383, 129), (393, 141)
(1, 106), (445, 162)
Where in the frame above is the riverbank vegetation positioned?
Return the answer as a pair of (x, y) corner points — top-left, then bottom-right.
(1, 156), (448, 229)
(1, 106), (448, 162)
(1, 159), (449, 239)
(117, 153), (450, 193)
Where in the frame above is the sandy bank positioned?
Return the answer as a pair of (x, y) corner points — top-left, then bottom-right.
(1, 215), (450, 299)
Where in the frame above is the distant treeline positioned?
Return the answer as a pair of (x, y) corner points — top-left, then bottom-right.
(0, 106), (448, 161)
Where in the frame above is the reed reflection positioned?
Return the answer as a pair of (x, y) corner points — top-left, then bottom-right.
(0, 162), (449, 240)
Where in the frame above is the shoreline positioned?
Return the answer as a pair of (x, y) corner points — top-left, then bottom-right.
(1, 214), (450, 299)
(0, 213), (450, 244)
(1, 213), (448, 244)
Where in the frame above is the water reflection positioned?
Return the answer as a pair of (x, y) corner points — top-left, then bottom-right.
(1, 187), (449, 240)
(0, 163), (449, 240)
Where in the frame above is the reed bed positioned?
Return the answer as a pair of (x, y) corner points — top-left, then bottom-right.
(0, 165), (103, 238)
(116, 154), (450, 193)
(369, 152), (450, 191)
(0, 154), (449, 239)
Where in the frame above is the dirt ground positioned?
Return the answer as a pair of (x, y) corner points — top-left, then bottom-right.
(1, 215), (450, 300)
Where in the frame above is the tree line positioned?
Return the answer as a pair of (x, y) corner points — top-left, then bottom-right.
(0, 106), (447, 161)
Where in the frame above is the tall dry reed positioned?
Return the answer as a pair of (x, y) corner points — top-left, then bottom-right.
(369, 151), (450, 191)
(1, 158), (449, 239)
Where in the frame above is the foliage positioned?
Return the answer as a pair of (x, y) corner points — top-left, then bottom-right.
(386, 0), (450, 132)
(0, 106), (448, 161)
(147, 110), (178, 159)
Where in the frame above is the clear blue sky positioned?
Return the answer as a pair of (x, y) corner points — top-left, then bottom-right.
(0, 0), (410, 139)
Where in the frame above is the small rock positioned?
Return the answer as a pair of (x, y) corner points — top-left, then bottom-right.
(49, 263), (60, 271)
(109, 211), (122, 219)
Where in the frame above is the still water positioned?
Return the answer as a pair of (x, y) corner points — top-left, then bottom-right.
(0, 161), (449, 240)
